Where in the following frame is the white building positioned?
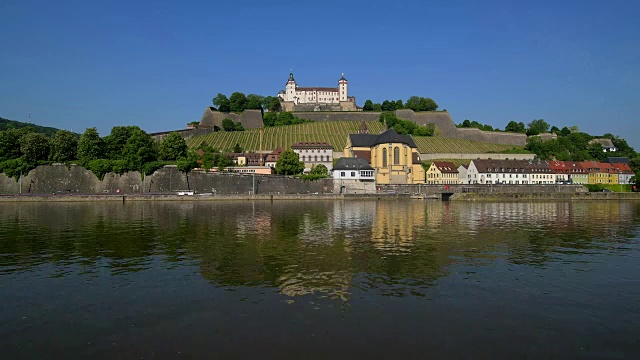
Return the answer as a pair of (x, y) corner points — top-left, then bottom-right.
(291, 142), (334, 170)
(332, 158), (375, 181)
(457, 165), (468, 184)
(278, 72), (357, 111)
(466, 159), (556, 185)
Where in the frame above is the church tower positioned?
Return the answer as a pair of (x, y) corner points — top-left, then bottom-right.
(338, 73), (348, 102)
(286, 72), (296, 102)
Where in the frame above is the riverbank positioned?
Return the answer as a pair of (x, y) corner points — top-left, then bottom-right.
(449, 192), (640, 201)
(1, 192), (639, 202)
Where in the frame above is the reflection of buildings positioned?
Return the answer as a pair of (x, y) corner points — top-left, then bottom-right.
(277, 268), (352, 301)
(371, 201), (426, 253)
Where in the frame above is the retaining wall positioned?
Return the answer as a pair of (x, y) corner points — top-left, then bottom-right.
(420, 153), (536, 161)
(0, 165), (334, 195)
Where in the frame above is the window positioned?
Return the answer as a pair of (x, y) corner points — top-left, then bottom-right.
(341, 172), (345, 177)
(393, 146), (400, 165)
(351, 172), (356, 177)
(382, 148), (388, 167)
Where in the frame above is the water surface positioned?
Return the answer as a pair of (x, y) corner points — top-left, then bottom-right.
(1, 200), (639, 358)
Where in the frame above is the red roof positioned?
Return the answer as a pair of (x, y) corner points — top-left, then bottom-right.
(433, 161), (458, 173)
(612, 163), (634, 174)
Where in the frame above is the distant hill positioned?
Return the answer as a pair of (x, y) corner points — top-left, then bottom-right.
(0, 116), (74, 137)
(186, 121), (524, 154)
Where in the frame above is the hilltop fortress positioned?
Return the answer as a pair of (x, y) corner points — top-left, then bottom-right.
(277, 72), (358, 112)
(193, 72), (531, 147)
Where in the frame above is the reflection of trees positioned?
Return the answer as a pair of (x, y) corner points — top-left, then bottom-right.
(1, 200), (638, 299)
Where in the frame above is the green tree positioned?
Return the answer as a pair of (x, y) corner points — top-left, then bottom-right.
(262, 96), (282, 112)
(381, 100), (396, 111)
(559, 127), (571, 136)
(263, 112), (278, 127)
(50, 130), (78, 162)
(245, 94), (264, 110)
(372, 103), (382, 112)
(229, 92), (247, 113)
(526, 119), (550, 136)
(20, 132), (50, 164)
(103, 126), (139, 160)
(414, 124), (435, 136)
(405, 96), (438, 111)
(505, 121), (526, 133)
(122, 128), (157, 169)
(275, 149), (304, 175)
(158, 132), (188, 160)
(77, 128), (104, 165)
(309, 164), (329, 177)
(394, 99), (404, 110)
(212, 93), (231, 112)
(234, 122), (244, 131)
(222, 118), (235, 131)
(0, 128), (32, 161)
(363, 100), (374, 111)
(233, 143), (243, 153)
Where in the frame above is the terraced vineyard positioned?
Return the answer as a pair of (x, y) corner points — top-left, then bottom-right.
(412, 137), (522, 154)
(187, 121), (386, 151)
(187, 121), (525, 154)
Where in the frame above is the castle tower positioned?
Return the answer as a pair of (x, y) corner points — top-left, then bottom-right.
(286, 72), (296, 102)
(338, 73), (348, 102)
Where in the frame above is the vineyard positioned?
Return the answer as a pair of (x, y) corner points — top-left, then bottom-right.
(412, 137), (522, 154)
(187, 121), (524, 154)
(186, 121), (386, 151)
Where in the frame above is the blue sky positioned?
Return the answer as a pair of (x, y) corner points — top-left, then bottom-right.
(1, 0), (639, 148)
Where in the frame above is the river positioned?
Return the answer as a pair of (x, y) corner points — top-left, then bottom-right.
(1, 200), (639, 359)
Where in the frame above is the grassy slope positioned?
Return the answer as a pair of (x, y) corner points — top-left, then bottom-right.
(0, 117), (73, 137)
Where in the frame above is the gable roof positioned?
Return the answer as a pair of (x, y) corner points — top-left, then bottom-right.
(348, 129), (417, 148)
(433, 161), (458, 173)
(332, 157), (374, 171)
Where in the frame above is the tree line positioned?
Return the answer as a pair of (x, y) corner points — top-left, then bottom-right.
(362, 96), (439, 112)
(212, 93), (281, 113)
(379, 112), (435, 136)
(0, 126), (207, 180)
(457, 118), (580, 136)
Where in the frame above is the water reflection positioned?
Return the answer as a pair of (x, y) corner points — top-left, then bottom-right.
(0, 200), (639, 300)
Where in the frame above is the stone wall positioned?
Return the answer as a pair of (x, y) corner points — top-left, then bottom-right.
(377, 183), (588, 196)
(0, 165), (334, 195)
(199, 108), (263, 129)
(292, 111), (381, 122)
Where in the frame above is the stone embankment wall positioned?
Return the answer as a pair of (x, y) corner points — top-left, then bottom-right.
(199, 108), (263, 129)
(0, 165), (333, 195)
(377, 184), (588, 196)
(420, 153), (536, 161)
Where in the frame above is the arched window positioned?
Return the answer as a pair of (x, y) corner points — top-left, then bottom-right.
(314, 155), (318, 162)
(393, 146), (400, 165)
(382, 148), (388, 167)
(302, 155), (305, 161)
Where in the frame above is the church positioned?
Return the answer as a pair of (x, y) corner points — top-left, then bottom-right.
(277, 72), (359, 112)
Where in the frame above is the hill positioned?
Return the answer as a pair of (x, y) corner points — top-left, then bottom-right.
(186, 121), (524, 154)
(0, 116), (72, 137)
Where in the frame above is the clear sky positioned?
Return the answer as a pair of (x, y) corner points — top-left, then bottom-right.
(1, 0), (639, 148)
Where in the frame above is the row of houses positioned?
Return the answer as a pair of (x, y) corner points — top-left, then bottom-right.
(425, 159), (635, 185)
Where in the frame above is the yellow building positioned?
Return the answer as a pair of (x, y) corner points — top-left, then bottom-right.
(344, 128), (425, 185)
(425, 161), (460, 184)
(582, 161), (616, 184)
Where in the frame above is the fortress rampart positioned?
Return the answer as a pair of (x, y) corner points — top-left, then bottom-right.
(196, 108), (529, 146)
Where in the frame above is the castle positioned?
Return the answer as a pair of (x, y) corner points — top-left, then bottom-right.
(277, 72), (359, 112)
